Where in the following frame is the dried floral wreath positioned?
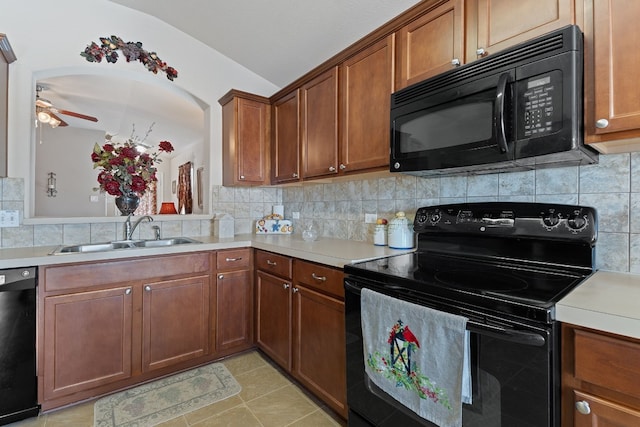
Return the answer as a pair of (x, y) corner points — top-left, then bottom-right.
(81, 35), (178, 81)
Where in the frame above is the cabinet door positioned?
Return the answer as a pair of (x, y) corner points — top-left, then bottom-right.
(292, 285), (347, 418)
(574, 391), (640, 427)
(221, 92), (270, 186)
(467, 0), (575, 62)
(42, 286), (133, 401)
(340, 35), (394, 173)
(271, 90), (301, 184)
(301, 67), (339, 179)
(395, 0), (464, 89)
(215, 269), (253, 352)
(584, 0), (640, 142)
(142, 275), (210, 372)
(255, 270), (292, 370)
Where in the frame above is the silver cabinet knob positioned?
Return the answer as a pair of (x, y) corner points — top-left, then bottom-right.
(292, 172), (299, 178)
(144, 285), (151, 292)
(328, 166), (336, 172)
(476, 48), (487, 57)
(575, 400), (591, 415)
(283, 283), (290, 290)
(451, 58), (461, 66)
(125, 288), (132, 295)
(595, 118), (609, 129)
(218, 274), (224, 279)
(292, 287), (299, 293)
(240, 175), (245, 179)
(339, 164), (346, 170)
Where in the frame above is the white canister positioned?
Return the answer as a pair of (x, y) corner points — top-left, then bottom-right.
(387, 212), (414, 249)
(373, 224), (387, 246)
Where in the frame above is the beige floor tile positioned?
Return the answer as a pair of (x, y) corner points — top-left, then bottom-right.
(183, 395), (244, 425)
(4, 414), (47, 427)
(288, 409), (342, 427)
(156, 414), (189, 427)
(246, 384), (317, 426)
(191, 406), (262, 427)
(222, 351), (267, 376)
(235, 364), (289, 402)
(43, 401), (94, 427)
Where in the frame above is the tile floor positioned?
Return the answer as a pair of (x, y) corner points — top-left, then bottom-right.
(7, 351), (347, 427)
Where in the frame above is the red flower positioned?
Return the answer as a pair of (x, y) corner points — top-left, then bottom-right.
(121, 146), (138, 159)
(103, 180), (122, 196)
(159, 140), (174, 153)
(130, 176), (147, 193)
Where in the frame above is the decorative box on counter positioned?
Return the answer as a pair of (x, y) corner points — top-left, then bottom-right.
(255, 214), (293, 234)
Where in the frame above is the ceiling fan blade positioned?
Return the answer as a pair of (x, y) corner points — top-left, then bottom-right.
(57, 109), (98, 122)
(35, 98), (53, 108)
(48, 112), (69, 127)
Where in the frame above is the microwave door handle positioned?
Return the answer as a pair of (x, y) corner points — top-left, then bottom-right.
(494, 72), (512, 154)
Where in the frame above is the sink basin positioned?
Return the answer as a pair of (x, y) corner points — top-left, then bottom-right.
(133, 237), (201, 248)
(49, 237), (201, 255)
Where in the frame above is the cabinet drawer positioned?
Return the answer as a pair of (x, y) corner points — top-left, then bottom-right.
(255, 250), (292, 279)
(217, 248), (251, 271)
(294, 260), (344, 299)
(574, 329), (640, 399)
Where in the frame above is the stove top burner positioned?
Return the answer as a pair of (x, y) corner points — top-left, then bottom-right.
(433, 270), (529, 292)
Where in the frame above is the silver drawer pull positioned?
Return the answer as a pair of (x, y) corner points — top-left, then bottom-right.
(267, 260), (277, 266)
(311, 273), (327, 282)
(225, 257), (242, 262)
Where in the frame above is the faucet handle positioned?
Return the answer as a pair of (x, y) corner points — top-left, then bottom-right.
(152, 225), (161, 240)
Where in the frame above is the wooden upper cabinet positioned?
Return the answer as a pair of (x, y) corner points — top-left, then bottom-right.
(271, 89), (301, 184)
(340, 35), (394, 173)
(219, 90), (270, 186)
(466, 0), (575, 62)
(583, 0), (640, 149)
(301, 67), (339, 179)
(395, 0), (464, 89)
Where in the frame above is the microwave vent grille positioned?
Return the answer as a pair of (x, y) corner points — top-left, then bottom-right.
(393, 32), (569, 106)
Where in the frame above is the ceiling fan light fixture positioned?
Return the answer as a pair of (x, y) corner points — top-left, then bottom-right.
(49, 117), (61, 128)
(37, 111), (51, 123)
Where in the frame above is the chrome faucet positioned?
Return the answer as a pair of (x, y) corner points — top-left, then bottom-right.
(123, 214), (154, 240)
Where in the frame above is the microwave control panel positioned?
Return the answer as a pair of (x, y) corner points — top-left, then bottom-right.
(518, 70), (562, 139)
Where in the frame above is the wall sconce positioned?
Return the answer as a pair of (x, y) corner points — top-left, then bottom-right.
(47, 172), (57, 197)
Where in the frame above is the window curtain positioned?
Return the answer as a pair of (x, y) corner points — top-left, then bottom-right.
(178, 162), (193, 214)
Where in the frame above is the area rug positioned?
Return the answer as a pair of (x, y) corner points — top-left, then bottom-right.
(94, 363), (241, 427)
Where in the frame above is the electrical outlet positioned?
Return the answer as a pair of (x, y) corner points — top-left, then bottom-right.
(365, 213), (377, 224)
(292, 211), (300, 219)
(90, 195), (99, 202)
(0, 210), (19, 227)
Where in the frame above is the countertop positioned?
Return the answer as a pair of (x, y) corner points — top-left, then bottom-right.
(0, 233), (414, 270)
(556, 270), (640, 340)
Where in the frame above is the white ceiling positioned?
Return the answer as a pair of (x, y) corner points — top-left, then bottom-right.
(37, 0), (422, 150)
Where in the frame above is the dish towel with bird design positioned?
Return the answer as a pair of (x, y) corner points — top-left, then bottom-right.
(361, 288), (471, 427)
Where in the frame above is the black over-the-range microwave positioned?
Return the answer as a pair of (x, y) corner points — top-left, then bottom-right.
(390, 25), (598, 177)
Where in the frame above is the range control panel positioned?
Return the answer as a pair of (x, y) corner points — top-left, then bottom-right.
(414, 202), (597, 244)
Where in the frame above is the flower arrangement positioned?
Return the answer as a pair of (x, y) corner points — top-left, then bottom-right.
(92, 130), (174, 197)
(81, 35), (178, 81)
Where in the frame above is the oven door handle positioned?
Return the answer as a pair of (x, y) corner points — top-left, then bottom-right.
(467, 321), (546, 347)
(494, 72), (512, 154)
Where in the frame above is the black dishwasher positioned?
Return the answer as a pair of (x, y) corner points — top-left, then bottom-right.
(0, 267), (39, 425)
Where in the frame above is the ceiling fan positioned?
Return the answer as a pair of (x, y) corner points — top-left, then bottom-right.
(35, 85), (99, 128)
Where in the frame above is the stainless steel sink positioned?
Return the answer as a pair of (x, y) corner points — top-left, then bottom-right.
(49, 237), (201, 255)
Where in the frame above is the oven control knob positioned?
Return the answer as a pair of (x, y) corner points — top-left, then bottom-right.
(567, 214), (588, 231)
(416, 212), (428, 224)
(542, 212), (560, 228)
(429, 211), (442, 225)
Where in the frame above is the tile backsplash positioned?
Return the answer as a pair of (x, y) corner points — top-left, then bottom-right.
(3, 152), (639, 274)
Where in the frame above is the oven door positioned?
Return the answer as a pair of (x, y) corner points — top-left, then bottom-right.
(345, 278), (559, 427)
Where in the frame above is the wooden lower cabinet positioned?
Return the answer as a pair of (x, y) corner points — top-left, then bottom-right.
(255, 250), (347, 419)
(39, 252), (216, 411)
(562, 323), (640, 426)
(215, 248), (254, 355)
(142, 275), (210, 372)
(42, 286), (133, 402)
